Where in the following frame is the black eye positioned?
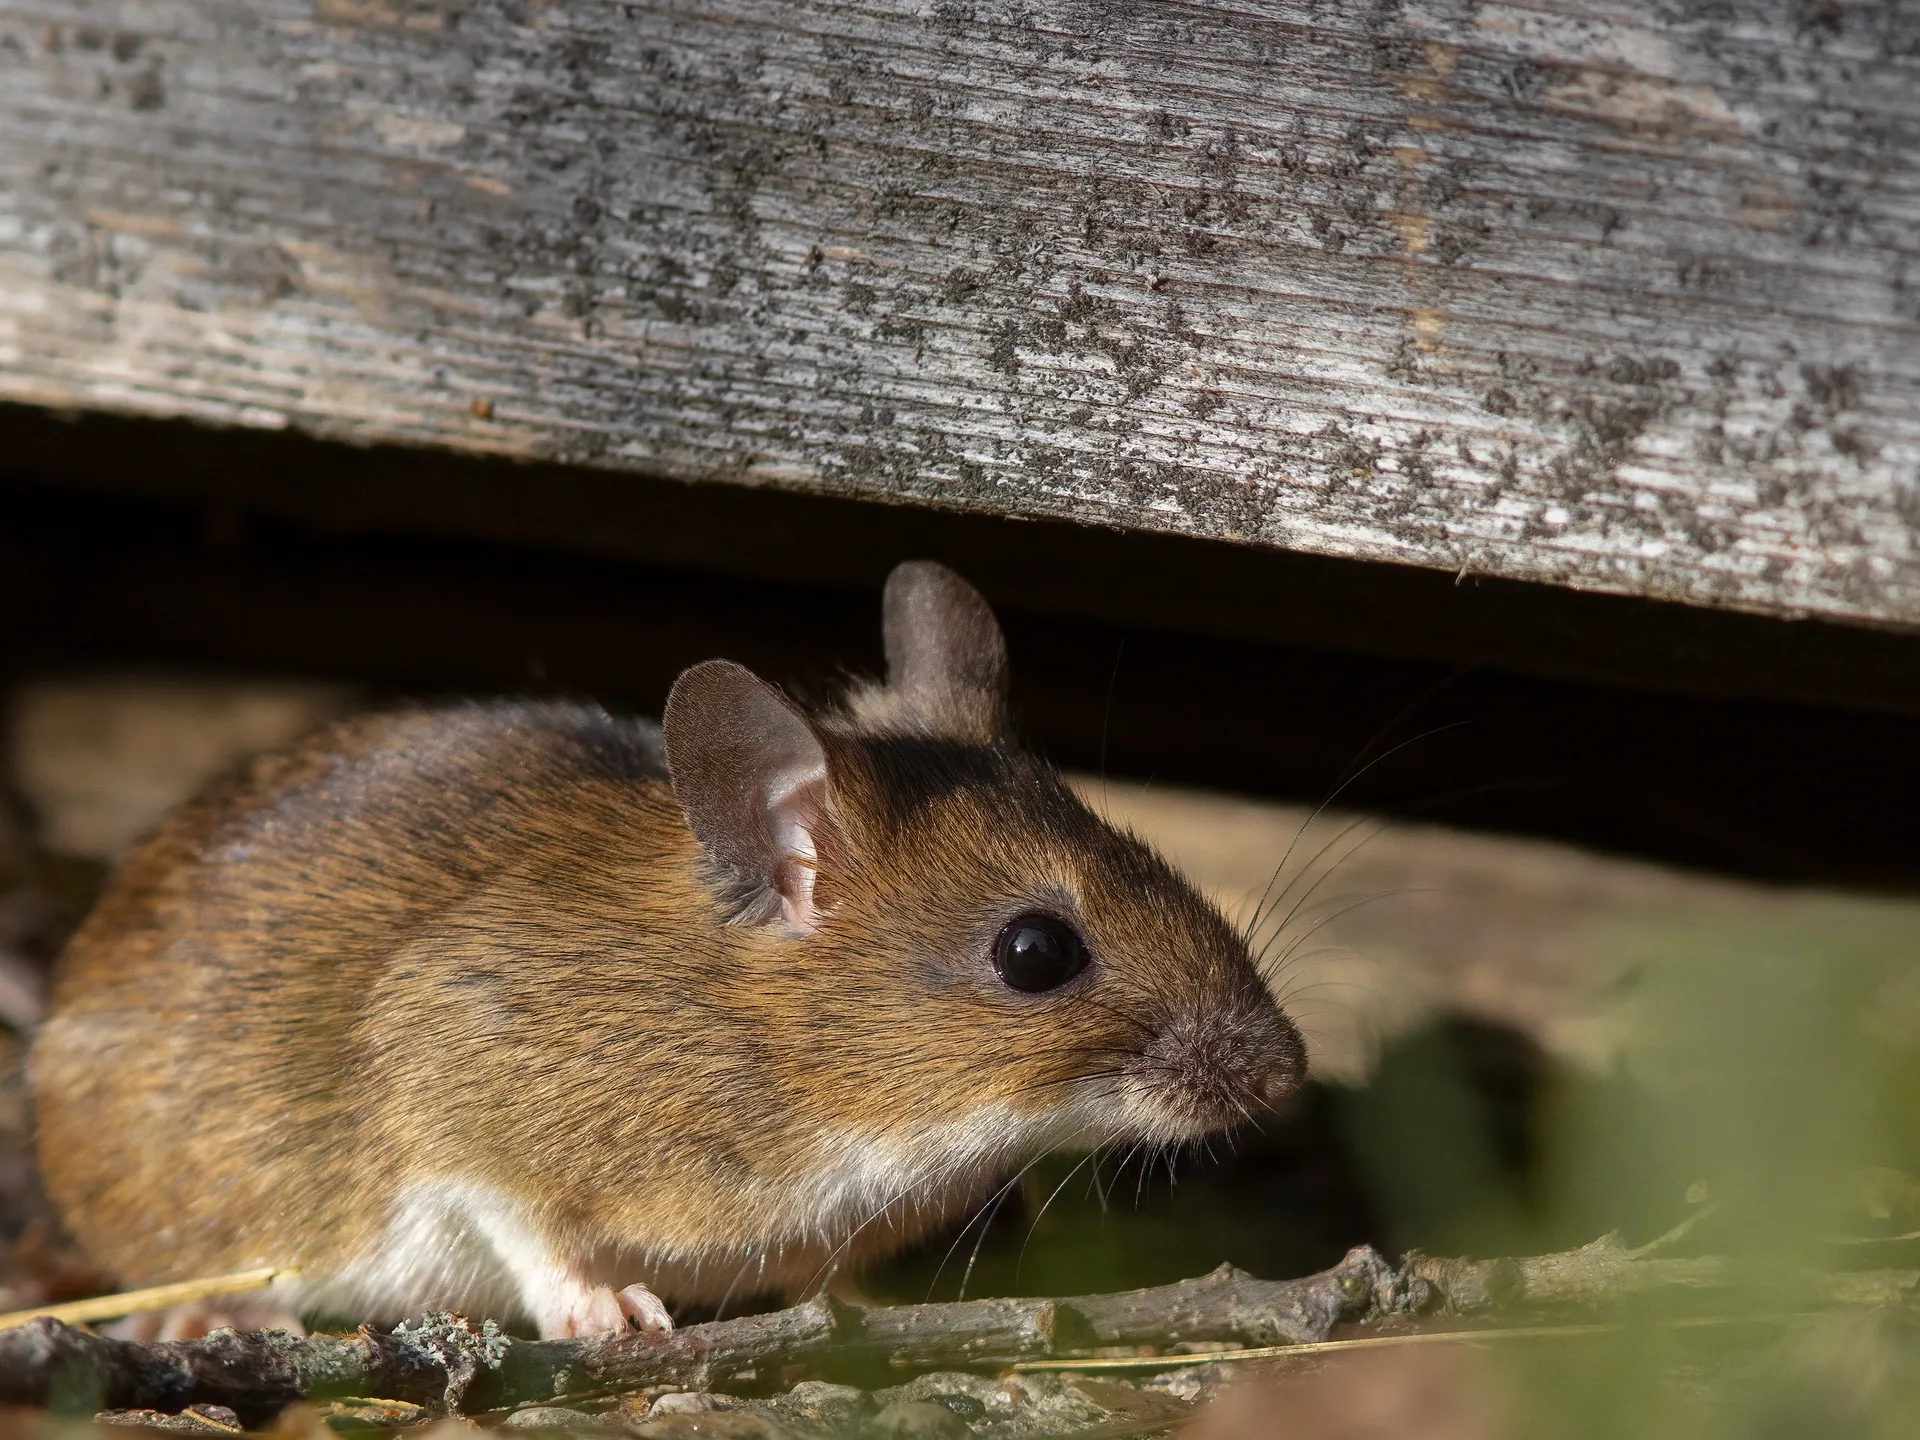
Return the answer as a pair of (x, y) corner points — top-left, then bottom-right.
(992, 911), (1090, 993)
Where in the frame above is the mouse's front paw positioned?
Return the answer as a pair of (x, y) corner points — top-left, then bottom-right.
(558, 1282), (674, 1337)
(615, 1283), (674, 1333)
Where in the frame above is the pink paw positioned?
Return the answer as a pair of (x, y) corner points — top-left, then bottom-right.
(615, 1284), (674, 1334)
(557, 1283), (673, 1337)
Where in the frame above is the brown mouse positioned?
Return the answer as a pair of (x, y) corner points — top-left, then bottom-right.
(32, 561), (1305, 1339)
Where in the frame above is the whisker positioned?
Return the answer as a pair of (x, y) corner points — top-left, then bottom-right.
(1264, 949), (1371, 998)
(1271, 974), (1392, 1008)
(713, 1248), (757, 1323)
(926, 1175), (1020, 1301)
(927, 1152), (1047, 1302)
(1133, 1144), (1157, 1209)
(1106, 1138), (1148, 1211)
(997, 1067), (1140, 1102)
(1261, 888), (1438, 979)
(1242, 718), (1471, 944)
(1248, 812), (1390, 946)
(1084, 1142), (1119, 1208)
(959, 1157), (1044, 1302)
(1259, 893), (1415, 974)
(803, 1166), (935, 1298)
(1257, 815), (1413, 959)
(1250, 775), (1540, 957)
(1265, 943), (1361, 975)
(1016, 1149), (1106, 1284)
(1071, 993), (1159, 1042)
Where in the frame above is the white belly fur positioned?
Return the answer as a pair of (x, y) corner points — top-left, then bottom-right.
(299, 1091), (1120, 1328)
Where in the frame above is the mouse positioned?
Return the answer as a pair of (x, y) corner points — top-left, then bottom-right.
(31, 561), (1306, 1340)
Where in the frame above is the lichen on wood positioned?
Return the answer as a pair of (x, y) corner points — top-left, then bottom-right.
(0, 0), (1916, 627)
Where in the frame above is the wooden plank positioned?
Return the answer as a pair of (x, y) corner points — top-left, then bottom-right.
(0, 0), (1915, 629)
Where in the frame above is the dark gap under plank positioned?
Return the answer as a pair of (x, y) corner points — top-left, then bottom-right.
(3, 412), (1915, 890)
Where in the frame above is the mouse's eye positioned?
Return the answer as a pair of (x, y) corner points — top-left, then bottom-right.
(992, 911), (1090, 993)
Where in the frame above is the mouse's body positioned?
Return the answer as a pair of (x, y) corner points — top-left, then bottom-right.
(33, 564), (1304, 1338)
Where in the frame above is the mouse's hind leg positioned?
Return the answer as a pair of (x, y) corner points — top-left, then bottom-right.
(457, 1186), (674, 1339)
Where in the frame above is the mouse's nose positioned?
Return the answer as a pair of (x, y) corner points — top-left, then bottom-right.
(1255, 1049), (1306, 1107)
(1250, 1005), (1308, 1108)
(1137, 997), (1308, 1136)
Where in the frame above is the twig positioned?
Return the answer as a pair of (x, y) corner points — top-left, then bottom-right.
(0, 1248), (1406, 1423)
(1628, 1204), (1721, 1259)
(0, 1239), (1908, 1426)
(0, 1269), (294, 1331)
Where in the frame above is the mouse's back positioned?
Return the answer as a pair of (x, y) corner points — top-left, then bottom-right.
(32, 700), (672, 1291)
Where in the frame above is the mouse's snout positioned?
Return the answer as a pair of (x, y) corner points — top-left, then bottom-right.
(1128, 993), (1308, 1141)
(1251, 1021), (1313, 1113)
(1245, 1004), (1309, 1109)
(1253, 1031), (1309, 1108)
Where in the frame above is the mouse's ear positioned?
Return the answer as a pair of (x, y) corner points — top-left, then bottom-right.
(880, 560), (1008, 742)
(664, 660), (843, 934)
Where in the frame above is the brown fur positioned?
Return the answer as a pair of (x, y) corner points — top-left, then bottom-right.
(33, 565), (1304, 1332)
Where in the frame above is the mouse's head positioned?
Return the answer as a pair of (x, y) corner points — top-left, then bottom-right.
(663, 562), (1305, 1175)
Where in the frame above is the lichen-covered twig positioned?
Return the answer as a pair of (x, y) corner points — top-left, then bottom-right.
(0, 1247), (1405, 1423)
(0, 1239), (1906, 1426)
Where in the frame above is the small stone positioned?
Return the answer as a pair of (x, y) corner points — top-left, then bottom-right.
(875, 1371), (1113, 1434)
(648, 1393), (743, 1415)
(923, 1393), (984, 1421)
(319, 1397), (434, 1430)
(98, 1409), (245, 1436)
(1066, 1378), (1192, 1423)
(611, 1388), (684, 1418)
(874, 1375), (997, 1409)
(1143, 1363), (1238, 1406)
(504, 1406), (601, 1430)
(761, 1381), (873, 1429)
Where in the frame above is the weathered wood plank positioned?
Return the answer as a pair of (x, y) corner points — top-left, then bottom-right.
(1, 0), (1916, 627)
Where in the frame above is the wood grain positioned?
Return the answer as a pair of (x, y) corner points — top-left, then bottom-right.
(1, 0), (1916, 627)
